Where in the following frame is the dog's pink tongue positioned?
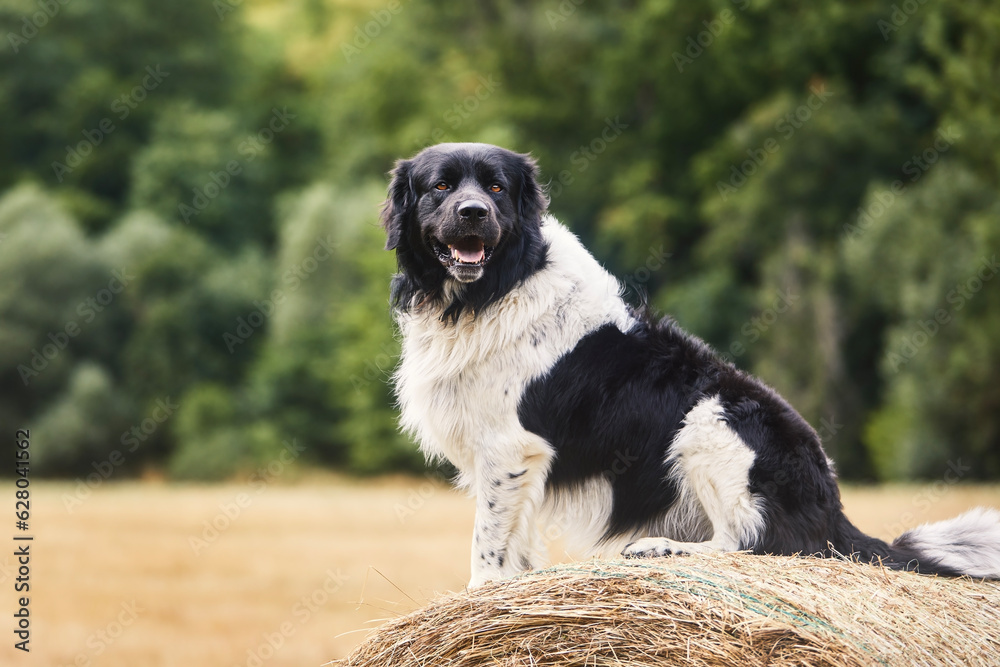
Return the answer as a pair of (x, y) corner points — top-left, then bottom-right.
(450, 239), (485, 264)
(453, 247), (485, 263)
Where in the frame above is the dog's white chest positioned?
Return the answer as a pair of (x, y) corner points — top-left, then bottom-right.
(392, 219), (634, 479)
(395, 293), (558, 472)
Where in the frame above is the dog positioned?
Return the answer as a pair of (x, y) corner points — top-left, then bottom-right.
(381, 142), (1000, 587)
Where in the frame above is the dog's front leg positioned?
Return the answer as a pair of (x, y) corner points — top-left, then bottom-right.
(468, 446), (551, 588)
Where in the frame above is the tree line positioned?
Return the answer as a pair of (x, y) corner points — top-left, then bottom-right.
(1, 0), (998, 481)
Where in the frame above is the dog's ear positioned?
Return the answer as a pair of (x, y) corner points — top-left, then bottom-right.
(380, 159), (416, 251)
(515, 153), (549, 226)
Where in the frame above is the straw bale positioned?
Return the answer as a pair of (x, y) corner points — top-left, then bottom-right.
(338, 553), (1000, 666)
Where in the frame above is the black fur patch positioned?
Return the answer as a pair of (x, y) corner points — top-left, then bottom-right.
(519, 312), (960, 574)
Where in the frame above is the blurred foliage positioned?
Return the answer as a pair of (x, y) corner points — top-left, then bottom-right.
(1, 0), (999, 480)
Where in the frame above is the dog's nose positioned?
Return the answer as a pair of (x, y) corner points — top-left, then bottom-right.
(458, 200), (488, 221)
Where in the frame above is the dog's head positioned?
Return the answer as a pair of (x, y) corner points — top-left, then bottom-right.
(381, 143), (549, 319)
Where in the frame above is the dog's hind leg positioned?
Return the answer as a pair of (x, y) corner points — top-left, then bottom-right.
(622, 395), (765, 559)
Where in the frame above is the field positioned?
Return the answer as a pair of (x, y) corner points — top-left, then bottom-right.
(5, 477), (998, 667)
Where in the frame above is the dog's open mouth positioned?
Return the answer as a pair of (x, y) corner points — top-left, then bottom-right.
(433, 236), (495, 269)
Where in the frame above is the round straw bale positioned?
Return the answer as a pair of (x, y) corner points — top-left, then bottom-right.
(338, 553), (1000, 667)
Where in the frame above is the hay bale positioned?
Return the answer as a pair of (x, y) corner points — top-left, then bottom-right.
(339, 553), (1000, 667)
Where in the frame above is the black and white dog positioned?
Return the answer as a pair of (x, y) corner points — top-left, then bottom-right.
(381, 142), (1000, 587)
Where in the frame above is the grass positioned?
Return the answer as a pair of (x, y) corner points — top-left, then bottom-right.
(5, 477), (997, 666)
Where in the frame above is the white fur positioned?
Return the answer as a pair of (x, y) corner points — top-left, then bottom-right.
(897, 507), (1000, 579)
(541, 475), (713, 559)
(539, 476), (616, 557)
(622, 395), (764, 558)
(394, 217), (632, 586)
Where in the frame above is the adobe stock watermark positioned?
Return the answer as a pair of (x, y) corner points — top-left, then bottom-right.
(50, 65), (170, 183)
(0, 555), (14, 585)
(410, 74), (501, 151)
(883, 458), (971, 538)
(885, 255), (998, 372)
(6, 0), (71, 54)
(350, 340), (401, 392)
(621, 246), (673, 294)
(62, 397), (180, 513)
(54, 601), (144, 667)
(603, 448), (640, 485)
(233, 568), (350, 667)
(843, 126), (959, 242)
(394, 471), (447, 523)
(189, 439), (306, 556)
(716, 83), (834, 201)
(213, 0), (244, 21)
(17, 268), (134, 386)
(877, 0), (929, 40)
(546, 0), (585, 29)
(672, 0), (750, 72)
(719, 286), (800, 362)
(442, 75), (501, 132)
(178, 107), (296, 224)
(222, 233), (339, 353)
(548, 116), (629, 200)
(815, 415), (844, 443)
(341, 0), (412, 62)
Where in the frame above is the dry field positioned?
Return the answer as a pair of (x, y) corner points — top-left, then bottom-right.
(4, 476), (998, 667)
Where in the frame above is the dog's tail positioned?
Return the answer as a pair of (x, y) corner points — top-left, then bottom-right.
(886, 506), (1000, 579)
(831, 506), (1000, 578)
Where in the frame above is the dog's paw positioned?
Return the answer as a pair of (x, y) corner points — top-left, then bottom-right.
(622, 537), (690, 559)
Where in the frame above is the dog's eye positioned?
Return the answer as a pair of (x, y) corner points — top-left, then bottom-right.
(490, 184), (503, 193)
(435, 182), (449, 191)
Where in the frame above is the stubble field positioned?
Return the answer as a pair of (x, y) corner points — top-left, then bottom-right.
(5, 477), (998, 666)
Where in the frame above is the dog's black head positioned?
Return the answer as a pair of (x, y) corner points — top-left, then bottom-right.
(381, 143), (549, 321)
